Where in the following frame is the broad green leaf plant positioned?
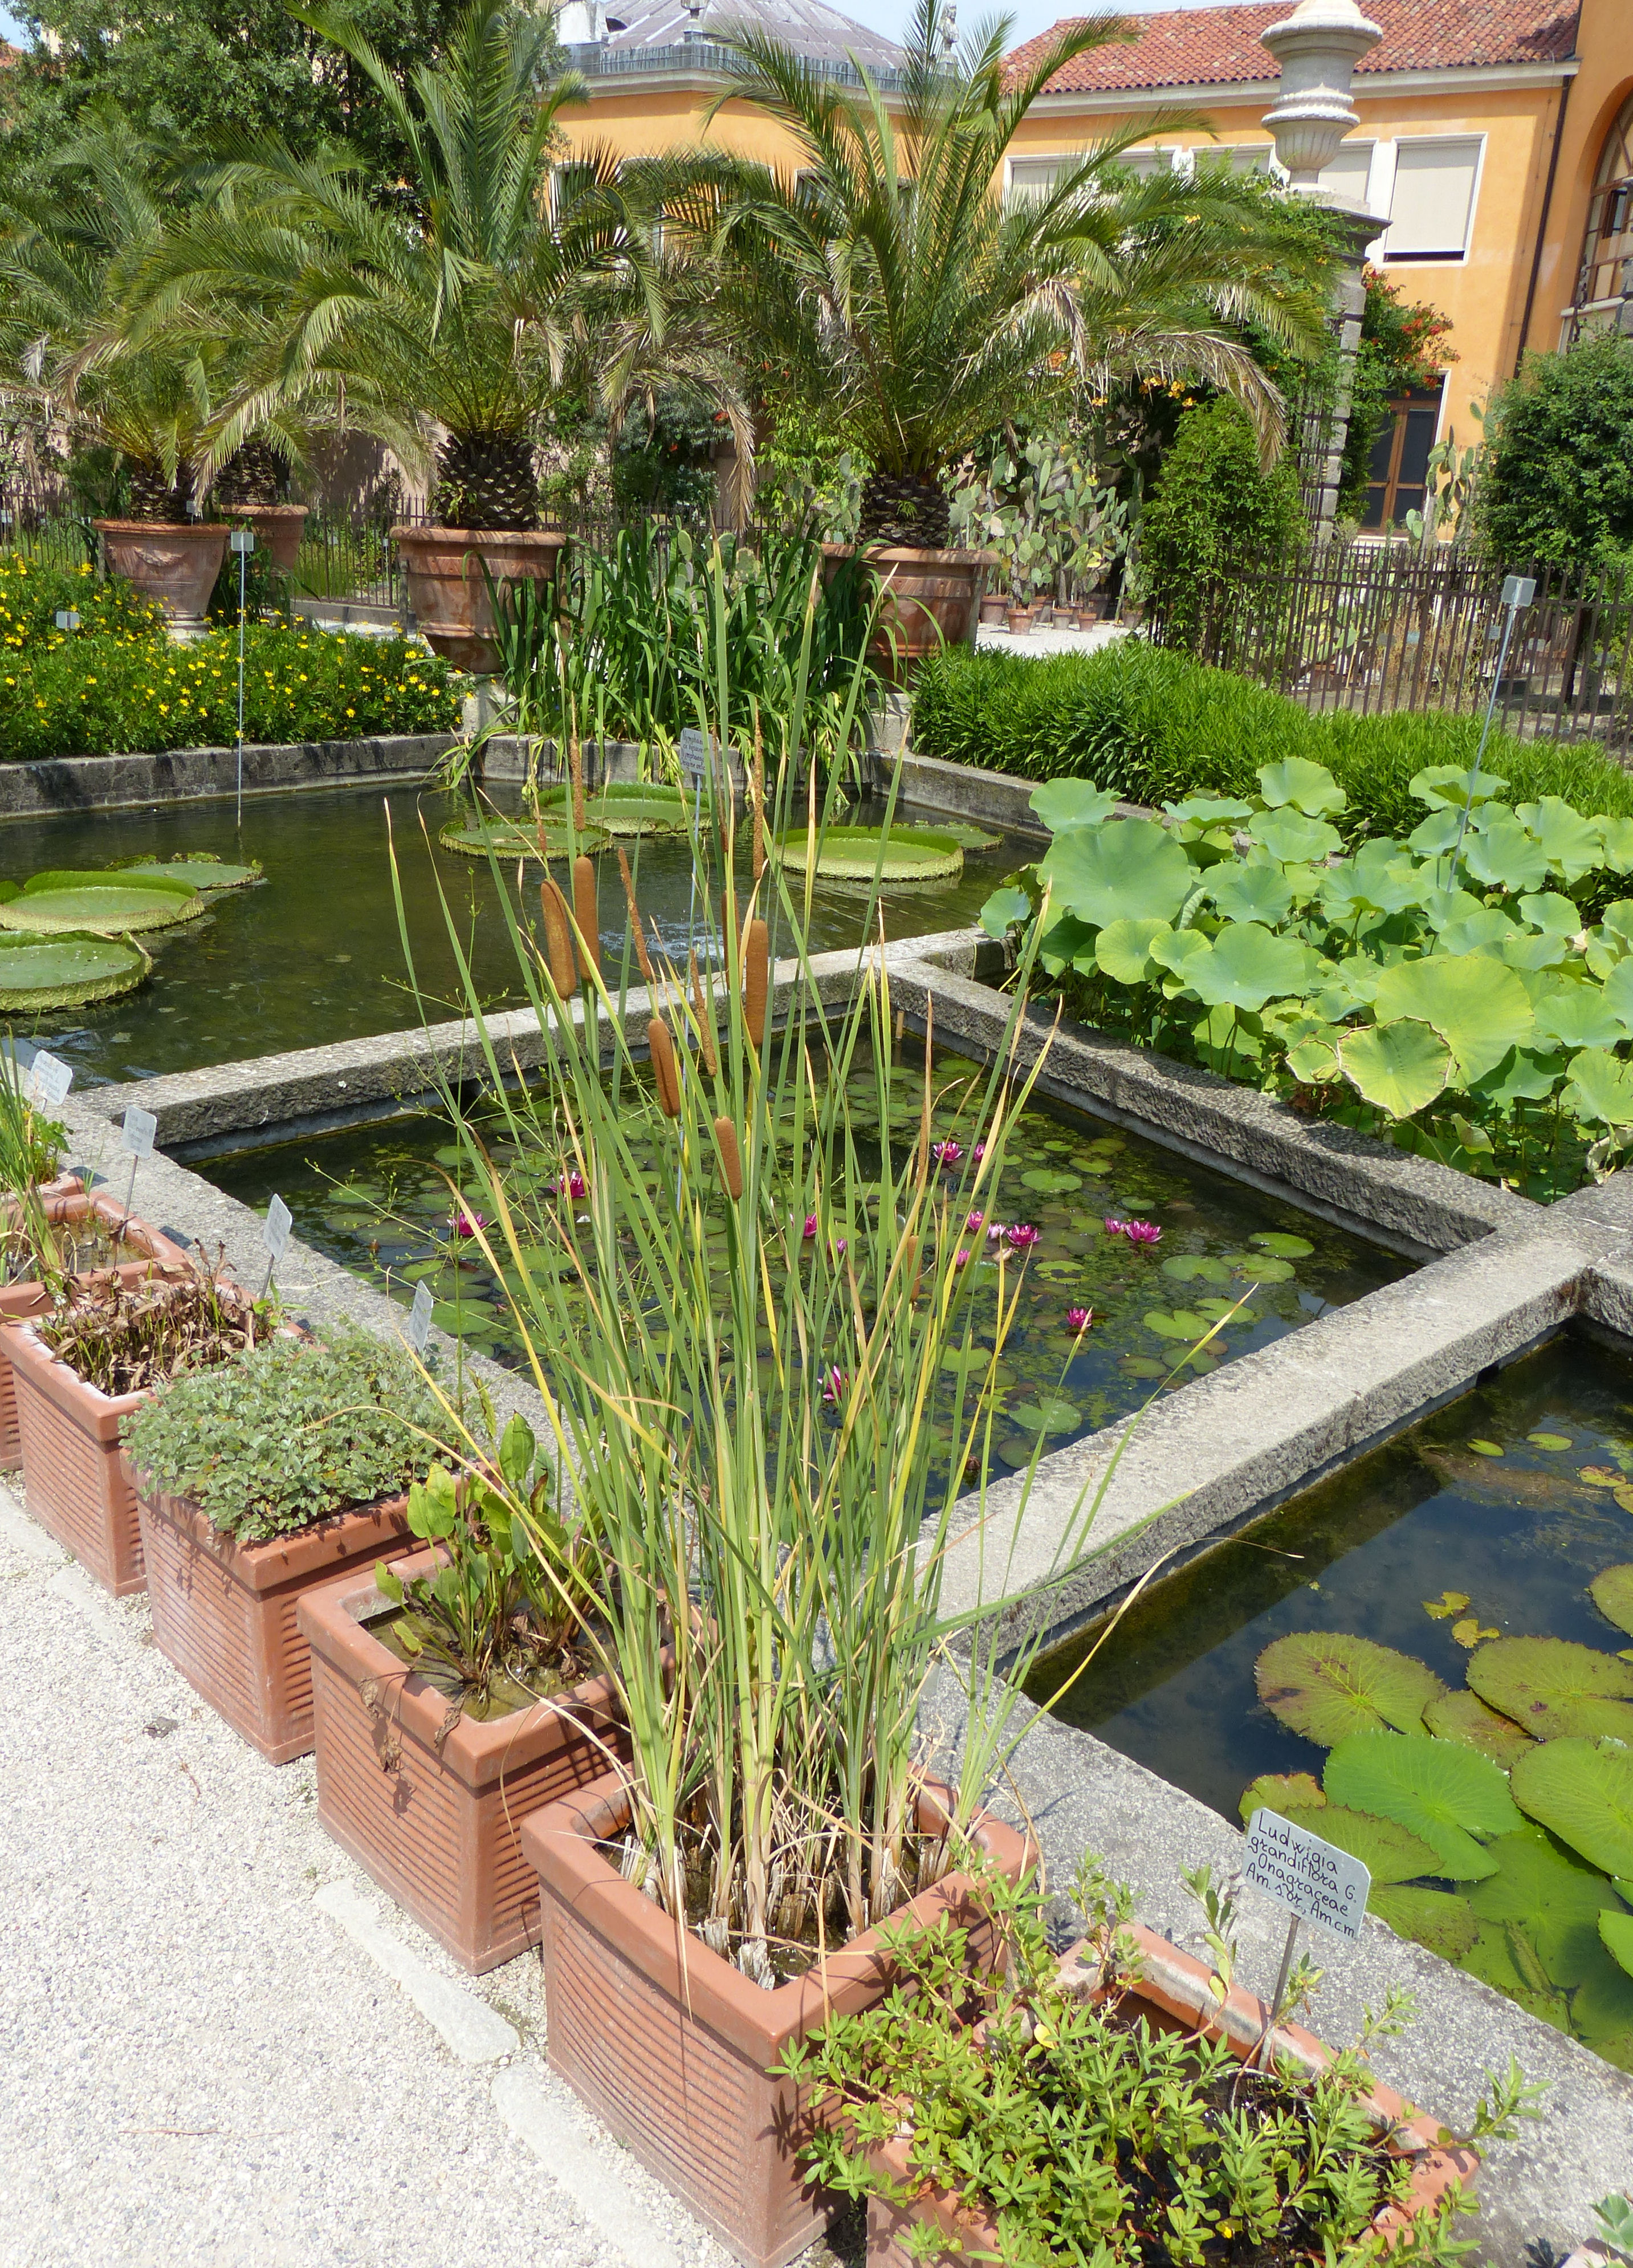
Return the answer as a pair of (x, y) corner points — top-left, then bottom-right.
(985, 758), (1633, 1196)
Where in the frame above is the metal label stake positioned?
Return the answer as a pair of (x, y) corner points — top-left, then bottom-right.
(119, 1104), (157, 1221)
(231, 526), (255, 832)
(1241, 1809), (1371, 2070)
(408, 1278), (434, 1357)
(260, 1192), (291, 1300)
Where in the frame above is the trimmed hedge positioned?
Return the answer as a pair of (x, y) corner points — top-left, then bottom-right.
(911, 642), (1633, 843)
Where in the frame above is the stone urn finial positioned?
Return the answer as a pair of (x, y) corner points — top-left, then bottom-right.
(1260, 0), (1382, 190)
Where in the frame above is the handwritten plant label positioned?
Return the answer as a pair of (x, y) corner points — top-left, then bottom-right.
(28, 1050), (74, 1110)
(1244, 1809), (1370, 1943)
(121, 1104), (157, 1159)
(262, 1192), (292, 1266)
(678, 725), (712, 783)
(408, 1279), (434, 1355)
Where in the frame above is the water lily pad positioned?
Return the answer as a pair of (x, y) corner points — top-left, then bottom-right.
(1323, 1731), (1522, 1878)
(1280, 1803), (1442, 1884)
(1237, 1772), (1325, 1822)
(118, 854), (260, 890)
(0, 874), (202, 935)
(1590, 1566), (1633, 1638)
(1143, 1309), (1210, 1339)
(1422, 1690), (1534, 1765)
(1240, 1256), (1296, 1283)
(1468, 1826), (1624, 1991)
(1510, 1737), (1633, 1876)
(1462, 1921), (1573, 2030)
(1467, 1636), (1633, 1740)
(1255, 1632), (1445, 1745)
(1250, 1232), (1314, 1258)
(0, 930), (151, 1010)
(1602, 1909), (1633, 1980)
(1528, 1432), (1571, 1451)
(1006, 1397), (1081, 1434)
(1021, 1168), (1082, 1194)
(1119, 1356), (1164, 1378)
(1162, 1255), (1232, 1284)
(1371, 1886), (1479, 1961)
(1467, 1440), (1504, 1457)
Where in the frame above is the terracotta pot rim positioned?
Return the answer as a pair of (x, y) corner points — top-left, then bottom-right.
(0, 1194), (190, 1317)
(299, 1542), (622, 1782)
(221, 502), (308, 517)
(524, 1768), (1034, 2064)
(820, 540), (999, 568)
(93, 519), (231, 540)
(392, 523), (569, 546)
(7, 1314), (160, 1418)
(127, 1468), (413, 1595)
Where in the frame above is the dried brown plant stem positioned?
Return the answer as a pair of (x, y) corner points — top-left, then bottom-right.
(616, 848), (658, 991)
(751, 720), (766, 883)
(572, 856), (600, 980)
(689, 950), (718, 1078)
(539, 878), (578, 997)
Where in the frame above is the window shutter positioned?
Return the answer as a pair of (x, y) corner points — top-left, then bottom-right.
(1318, 140), (1374, 206)
(1386, 139), (1481, 257)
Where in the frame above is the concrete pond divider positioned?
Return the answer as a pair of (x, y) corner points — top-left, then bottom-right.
(38, 781), (1633, 2254)
(0, 732), (459, 820)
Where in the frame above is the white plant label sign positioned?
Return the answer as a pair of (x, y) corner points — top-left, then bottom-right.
(1244, 1810), (1371, 1943)
(408, 1279), (434, 1355)
(28, 1050), (74, 1109)
(121, 1104), (157, 1159)
(262, 1193), (292, 1265)
(678, 726), (712, 783)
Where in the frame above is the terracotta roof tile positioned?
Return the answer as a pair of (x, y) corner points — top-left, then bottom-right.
(1008, 1), (1579, 93)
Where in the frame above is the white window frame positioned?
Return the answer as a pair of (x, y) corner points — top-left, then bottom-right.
(1381, 132), (1486, 264)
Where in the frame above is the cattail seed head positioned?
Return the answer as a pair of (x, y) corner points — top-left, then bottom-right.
(540, 878), (577, 997)
(714, 1114), (744, 1200)
(573, 856), (600, 979)
(616, 846), (657, 990)
(649, 1019), (682, 1117)
(744, 919), (769, 1048)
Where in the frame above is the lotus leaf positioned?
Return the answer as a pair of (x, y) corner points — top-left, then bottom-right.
(769, 825), (963, 882)
(1163, 794), (1254, 826)
(1533, 982), (1627, 1052)
(1370, 955), (1534, 1084)
(1096, 918), (1171, 984)
(1602, 1909), (1633, 1979)
(1520, 890), (1583, 936)
(1598, 817), (1633, 870)
(1247, 808), (1343, 865)
(0, 929), (151, 1009)
(1182, 924), (1318, 1013)
(0, 876), (203, 935)
(1422, 885), (1487, 933)
(1462, 816), (1551, 896)
(1467, 1636), (1633, 1740)
(1604, 901), (1633, 946)
(1249, 756), (1343, 817)
(1563, 1047), (1633, 1128)
(980, 883), (1031, 939)
(1321, 844), (1426, 919)
(1255, 1632), (1445, 1745)
(1323, 1730), (1522, 1878)
(1437, 907), (1522, 956)
(1411, 764), (1509, 810)
(1338, 1019), (1453, 1118)
(1237, 1772), (1324, 1822)
(119, 854), (260, 891)
(1591, 1566), (1633, 1638)
(1408, 809), (1464, 858)
(1422, 1690), (1534, 1765)
(1149, 927), (1210, 980)
(1040, 818), (1192, 930)
(1502, 931), (1571, 972)
(1277, 1803), (1441, 1883)
(1517, 798), (1606, 884)
(1286, 1034), (1341, 1084)
(1371, 1886), (1480, 1960)
(1208, 862), (1299, 926)
(1472, 1048), (1565, 1109)
(1030, 779), (1121, 833)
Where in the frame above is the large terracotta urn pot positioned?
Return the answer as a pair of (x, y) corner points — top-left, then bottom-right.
(224, 503), (309, 575)
(95, 521), (230, 635)
(392, 524), (567, 673)
(822, 543), (997, 687)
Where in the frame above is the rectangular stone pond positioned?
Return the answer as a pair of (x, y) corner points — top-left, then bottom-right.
(202, 1041), (1410, 1471)
(1025, 1332), (1633, 2071)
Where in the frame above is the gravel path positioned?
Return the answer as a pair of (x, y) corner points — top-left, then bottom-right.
(0, 1484), (855, 2268)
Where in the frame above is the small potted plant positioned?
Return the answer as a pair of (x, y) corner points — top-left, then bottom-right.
(9, 1261), (268, 1594)
(123, 1329), (456, 1762)
(298, 1411), (622, 1967)
(784, 1856), (1539, 2267)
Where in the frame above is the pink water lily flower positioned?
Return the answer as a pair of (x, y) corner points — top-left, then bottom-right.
(1125, 1219), (1162, 1245)
(972, 1142), (985, 1162)
(821, 1366), (845, 1405)
(566, 1170), (587, 1202)
(954, 1248), (971, 1269)
(966, 1210), (984, 1232)
(1007, 1224), (1040, 1252)
(832, 1237), (848, 1257)
(448, 1208), (487, 1237)
(987, 1221), (1007, 1243)
(931, 1139), (963, 1167)
(1066, 1306), (1093, 1333)
(802, 1214), (819, 1240)
(1103, 1216), (1128, 1237)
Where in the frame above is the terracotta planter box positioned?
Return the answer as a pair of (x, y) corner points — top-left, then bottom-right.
(523, 1772), (1033, 2268)
(223, 503), (308, 573)
(0, 1194), (189, 1469)
(978, 592), (1005, 626)
(132, 1469), (416, 1765)
(864, 1920), (1480, 2267)
(822, 543), (997, 686)
(393, 524), (567, 673)
(95, 520), (230, 634)
(298, 1546), (627, 1966)
(1004, 605), (1031, 634)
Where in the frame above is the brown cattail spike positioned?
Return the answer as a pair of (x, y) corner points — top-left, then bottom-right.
(714, 1115), (744, 1200)
(689, 950), (718, 1078)
(540, 878), (577, 997)
(572, 856), (600, 979)
(649, 1019), (682, 1117)
(616, 846), (658, 990)
(744, 919), (770, 1048)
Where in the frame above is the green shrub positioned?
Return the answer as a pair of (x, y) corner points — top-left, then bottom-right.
(1480, 335), (1633, 569)
(1138, 396), (1306, 646)
(0, 621), (460, 759)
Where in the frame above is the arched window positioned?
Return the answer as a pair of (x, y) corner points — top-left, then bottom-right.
(1564, 93), (1633, 344)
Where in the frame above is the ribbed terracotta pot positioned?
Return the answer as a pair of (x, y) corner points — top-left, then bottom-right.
(865, 1920), (1479, 2266)
(822, 543), (996, 686)
(392, 524), (566, 672)
(95, 520), (230, 633)
(298, 1546), (629, 1968)
(223, 503), (308, 573)
(131, 1468), (416, 1764)
(523, 1773), (1033, 2268)
(0, 1195), (190, 1469)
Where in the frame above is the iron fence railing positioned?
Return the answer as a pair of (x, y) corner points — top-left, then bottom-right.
(1152, 542), (1633, 758)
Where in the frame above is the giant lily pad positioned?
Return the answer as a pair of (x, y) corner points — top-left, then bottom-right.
(538, 782), (694, 837)
(1422, 1690), (1534, 1766)
(1255, 1632), (1445, 1745)
(117, 853), (260, 891)
(1370, 1886), (1479, 1961)
(1323, 1730), (1522, 1878)
(0, 871), (202, 935)
(1591, 1566), (1633, 1638)
(0, 930), (151, 1009)
(1602, 1909), (1633, 1980)
(1040, 817), (1192, 930)
(439, 816), (610, 860)
(1468, 1826), (1624, 1988)
(1461, 1920), (1572, 2030)
(769, 825), (963, 882)
(1466, 1636), (1633, 1741)
(1278, 1803), (1441, 1884)
(1510, 1737), (1633, 1877)
(1237, 1772), (1325, 1822)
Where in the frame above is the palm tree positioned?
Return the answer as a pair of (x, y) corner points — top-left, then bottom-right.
(668, 0), (1333, 548)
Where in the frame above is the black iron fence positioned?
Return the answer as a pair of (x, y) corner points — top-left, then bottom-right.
(1153, 541), (1633, 758)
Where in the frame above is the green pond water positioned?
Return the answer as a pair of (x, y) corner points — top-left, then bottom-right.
(206, 1042), (1407, 1465)
(1027, 1335), (1633, 2069)
(0, 784), (1032, 1086)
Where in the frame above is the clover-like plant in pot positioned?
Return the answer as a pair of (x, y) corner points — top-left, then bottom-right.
(121, 1328), (460, 1762)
